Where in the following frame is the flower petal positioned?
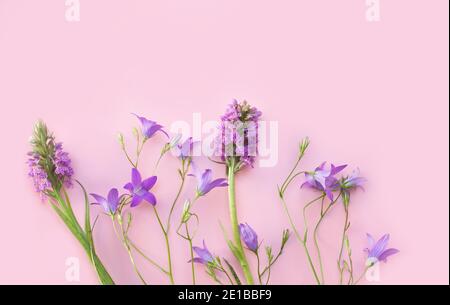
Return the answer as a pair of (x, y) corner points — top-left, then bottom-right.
(142, 191), (157, 206)
(124, 182), (134, 192)
(130, 195), (143, 207)
(378, 248), (399, 262)
(131, 168), (142, 185)
(142, 176), (157, 190)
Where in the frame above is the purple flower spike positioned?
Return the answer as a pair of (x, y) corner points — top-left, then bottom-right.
(365, 233), (399, 265)
(90, 188), (120, 215)
(172, 137), (195, 160)
(124, 168), (157, 207)
(239, 223), (259, 252)
(192, 240), (215, 265)
(190, 165), (228, 197)
(301, 162), (347, 200)
(133, 113), (168, 139)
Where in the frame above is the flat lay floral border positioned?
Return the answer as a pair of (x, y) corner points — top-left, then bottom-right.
(27, 100), (398, 285)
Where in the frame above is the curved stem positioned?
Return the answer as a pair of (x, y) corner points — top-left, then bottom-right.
(185, 222), (196, 285)
(280, 195), (321, 284)
(166, 159), (189, 232)
(113, 216), (147, 285)
(127, 239), (169, 275)
(227, 158), (254, 284)
(153, 206), (175, 284)
(353, 266), (370, 285)
(313, 193), (341, 285)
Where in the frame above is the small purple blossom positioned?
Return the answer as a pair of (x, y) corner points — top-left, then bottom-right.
(301, 162), (347, 200)
(239, 223), (259, 252)
(133, 113), (168, 139)
(340, 168), (366, 204)
(365, 233), (399, 265)
(90, 188), (120, 215)
(191, 240), (215, 265)
(190, 165), (228, 197)
(53, 142), (74, 187)
(124, 168), (157, 207)
(27, 152), (52, 198)
(172, 137), (194, 160)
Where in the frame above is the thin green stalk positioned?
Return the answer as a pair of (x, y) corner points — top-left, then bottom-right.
(338, 204), (350, 284)
(127, 239), (169, 276)
(114, 216), (147, 284)
(279, 195), (321, 284)
(353, 266), (370, 285)
(166, 159), (190, 232)
(184, 223), (196, 285)
(312, 193), (341, 285)
(256, 251), (262, 285)
(227, 158), (254, 285)
(153, 206), (175, 284)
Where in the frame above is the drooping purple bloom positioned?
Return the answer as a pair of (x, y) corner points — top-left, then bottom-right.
(90, 188), (120, 215)
(124, 168), (157, 207)
(27, 152), (52, 198)
(364, 233), (399, 265)
(239, 223), (259, 252)
(340, 168), (366, 204)
(53, 142), (74, 187)
(172, 137), (195, 160)
(191, 240), (215, 265)
(215, 100), (262, 169)
(190, 165), (228, 197)
(133, 113), (168, 139)
(301, 162), (347, 200)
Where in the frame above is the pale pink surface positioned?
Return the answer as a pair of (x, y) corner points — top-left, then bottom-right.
(0, 0), (448, 284)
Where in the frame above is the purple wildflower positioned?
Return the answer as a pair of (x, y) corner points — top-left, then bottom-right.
(133, 113), (168, 139)
(365, 233), (399, 265)
(172, 137), (195, 160)
(90, 188), (120, 215)
(189, 165), (228, 197)
(124, 168), (157, 207)
(192, 240), (215, 265)
(27, 121), (74, 199)
(53, 143), (74, 187)
(215, 99), (262, 169)
(340, 168), (366, 204)
(239, 223), (259, 252)
(27, 152), (52, 198)
(301, 162), (347, 200)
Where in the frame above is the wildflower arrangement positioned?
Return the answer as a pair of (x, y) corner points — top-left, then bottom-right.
(27, 101), (398, 285)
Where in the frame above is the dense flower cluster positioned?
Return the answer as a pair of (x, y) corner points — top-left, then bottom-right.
(216, 99), (262, 168)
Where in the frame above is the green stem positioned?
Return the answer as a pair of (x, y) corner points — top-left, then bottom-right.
(114, 216), (147, 285)
(279, 195), (321, 285)
(185, 223), (196, 285)
(338, 205), (350, 284)
(313, 193), (341, 285)
(227, 158), (254, 285)
(256, 251), (262, 285)
(153, 206), (175, 284)
(166, 159), (189, 232)
(127, 239), (169, 275)
(353, 266), (370, 285)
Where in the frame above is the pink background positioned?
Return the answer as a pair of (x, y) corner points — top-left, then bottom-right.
(0, 0), (448, 285)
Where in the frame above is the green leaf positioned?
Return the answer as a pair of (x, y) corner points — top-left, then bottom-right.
(223, 258), (242, 285)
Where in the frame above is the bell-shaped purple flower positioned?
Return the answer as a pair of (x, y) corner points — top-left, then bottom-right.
(124, 168), (157, 207)
(190, 165), (227, 197)
(239, 223), (259, 252)
(340, 168), (366, 204)
(172, 137), (195, 160)
(90, 188), (120, 215)
(133, 113), (168, 139)
(192, 240), (215, 265)
(365, 233), (399, 265)
(301, 162), (347, 200)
